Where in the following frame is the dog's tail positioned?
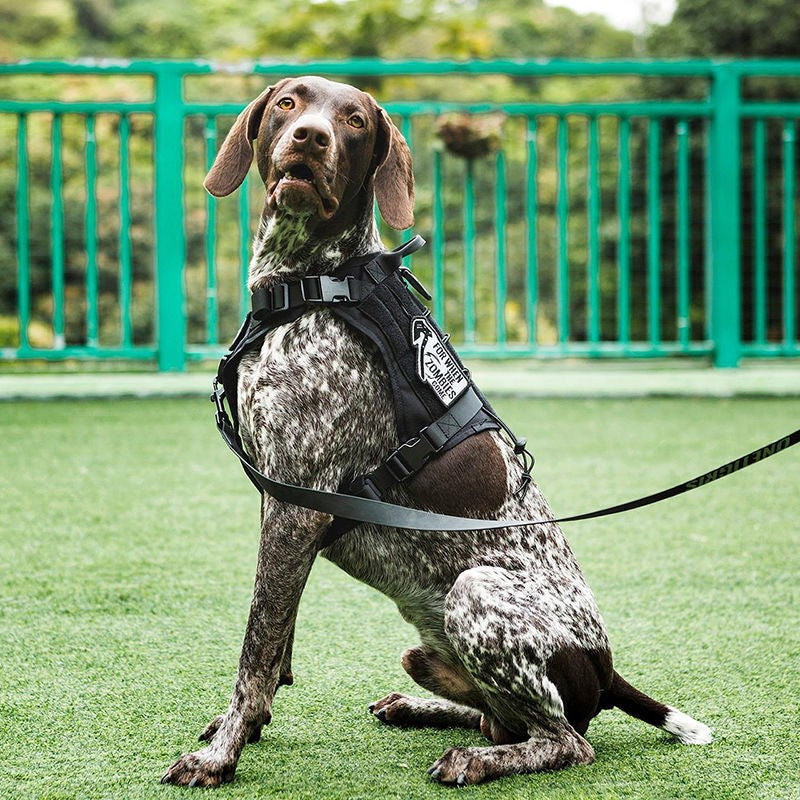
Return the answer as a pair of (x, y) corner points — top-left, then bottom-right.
(602, 670), (713, 744)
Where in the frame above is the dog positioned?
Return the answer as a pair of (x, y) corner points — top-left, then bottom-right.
(161, 76), (712, 788)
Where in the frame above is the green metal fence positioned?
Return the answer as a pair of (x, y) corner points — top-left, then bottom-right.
(1, 59), (798, 370)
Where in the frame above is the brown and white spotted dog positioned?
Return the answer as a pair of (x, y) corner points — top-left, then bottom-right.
(161, 76), (712, 788)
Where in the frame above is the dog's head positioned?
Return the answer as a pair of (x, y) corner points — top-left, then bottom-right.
(204, 76), (414, 231)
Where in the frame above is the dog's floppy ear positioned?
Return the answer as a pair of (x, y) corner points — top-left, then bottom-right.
(204, 81), (286, 198)
(373, 107), (415, 230)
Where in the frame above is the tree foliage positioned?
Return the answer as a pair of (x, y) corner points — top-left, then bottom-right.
(648, 0), (800, 57)
(1, 0), (797, 350)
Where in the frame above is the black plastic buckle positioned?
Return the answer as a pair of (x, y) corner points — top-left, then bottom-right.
(420, 422), (448, 450)
(269, 283), (290, 313)
(302, 275), (355, 304)
(359, 476), (383, 501)
(210, 379), (227, 427)
(384, 435), (436, 482)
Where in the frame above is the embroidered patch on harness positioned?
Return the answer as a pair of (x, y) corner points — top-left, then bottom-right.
(411, 316), (469, 407)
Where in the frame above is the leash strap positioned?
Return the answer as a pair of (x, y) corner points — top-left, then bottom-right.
(212, 387), (798, 532)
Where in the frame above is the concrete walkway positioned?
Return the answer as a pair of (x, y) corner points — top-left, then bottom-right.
(2, 361), (798, 401)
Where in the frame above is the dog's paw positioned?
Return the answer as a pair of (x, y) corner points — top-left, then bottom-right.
(368, 692), (418, 726)
(428, 746), (486, 786)
(160, 748), (237, 787)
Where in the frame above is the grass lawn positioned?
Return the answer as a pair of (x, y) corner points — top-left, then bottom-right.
(1, 396), (798, 799)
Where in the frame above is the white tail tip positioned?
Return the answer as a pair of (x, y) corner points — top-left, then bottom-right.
(663, 708), (713, 744)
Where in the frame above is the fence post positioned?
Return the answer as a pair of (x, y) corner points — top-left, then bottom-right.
(709, 63), (741, 367)
(153, 64), (186, 371)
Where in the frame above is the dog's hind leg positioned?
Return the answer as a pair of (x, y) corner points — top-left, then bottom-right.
(428, 718), (594, 785)
(427, 565), (605, 784)
(162, 500), (325, 787)
(369, 646), (482, 729)
(369, 644), (484, 729)
(369, 692), (482, 729)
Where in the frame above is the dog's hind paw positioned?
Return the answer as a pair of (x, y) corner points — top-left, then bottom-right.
(428, 747), (486, 785)
(368, 692), (418, 725)
(160, 749), (236, 787)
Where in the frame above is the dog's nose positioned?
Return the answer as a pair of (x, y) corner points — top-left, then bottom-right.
(291, 120), (331, 153)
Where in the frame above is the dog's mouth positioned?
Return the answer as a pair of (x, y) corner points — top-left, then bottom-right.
(269, 160), (339, 220)
(284, 163), (315, 183)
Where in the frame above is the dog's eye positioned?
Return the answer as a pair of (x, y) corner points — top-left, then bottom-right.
(347, 114), (365, 129)
(277, 97), (295, 110)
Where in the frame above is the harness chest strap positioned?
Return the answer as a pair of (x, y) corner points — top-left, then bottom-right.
(249, 236), (427, 322)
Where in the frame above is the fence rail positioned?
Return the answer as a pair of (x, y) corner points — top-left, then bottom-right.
(1, 59), (798, 370)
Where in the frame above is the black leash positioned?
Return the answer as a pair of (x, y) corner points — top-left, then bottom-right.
(213, 385), (798, 532)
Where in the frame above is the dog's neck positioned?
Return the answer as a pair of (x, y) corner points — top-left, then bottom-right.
(247, 193), (382, 291)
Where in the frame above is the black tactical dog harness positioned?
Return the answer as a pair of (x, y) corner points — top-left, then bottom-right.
(212, 236), (799, 543)
(213, 236), (533, 547)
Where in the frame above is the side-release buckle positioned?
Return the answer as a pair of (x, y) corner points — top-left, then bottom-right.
(383, 433), (437, 482)
(251, 284), (289, 318)
(302, 275), (357, 304)
(269, 283), (290, 313)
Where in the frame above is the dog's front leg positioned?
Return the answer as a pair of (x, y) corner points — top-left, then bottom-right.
(278, 610), (297, 688)
(162, 501), (325, 787)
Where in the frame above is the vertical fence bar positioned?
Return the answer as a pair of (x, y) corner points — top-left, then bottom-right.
(703, 120), (713, 342)
(51, 113), (65, 349)
(647, 118), (661, 346)
(783, 119), (796, 347)
(118, 114), (133, 347)
(401, 115), (413, 261)
(433, 148), (445, 324)
(556, 115), (569, 342)
(16, 114), (30, 350)
(239, 175), (250, 318)
(587, 115), (600, 344)
(85, 114), (99, 347)
(709, 65), (741, 366)
(525, 116), (538, 344)
(617, 117), (631, 344)
(495, 149), (507, 345)
(753, 118), (767, 345)
(463, 159), (476, 343)
(676, 119), (690, 349)
(154, 64), (187, 370)
(205, 116), (218, 345)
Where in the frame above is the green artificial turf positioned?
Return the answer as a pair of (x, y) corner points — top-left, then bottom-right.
(1, 397), (798, 799)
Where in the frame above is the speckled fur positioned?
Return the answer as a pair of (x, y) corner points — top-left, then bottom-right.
(162, 77), (709, 790)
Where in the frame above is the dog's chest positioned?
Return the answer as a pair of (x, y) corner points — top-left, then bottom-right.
(236, 310), (397, 487)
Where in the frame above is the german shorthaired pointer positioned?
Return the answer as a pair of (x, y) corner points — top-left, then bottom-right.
(161, 76), (711, 788)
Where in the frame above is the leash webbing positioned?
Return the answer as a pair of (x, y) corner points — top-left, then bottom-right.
(213, 396), (798, 533)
